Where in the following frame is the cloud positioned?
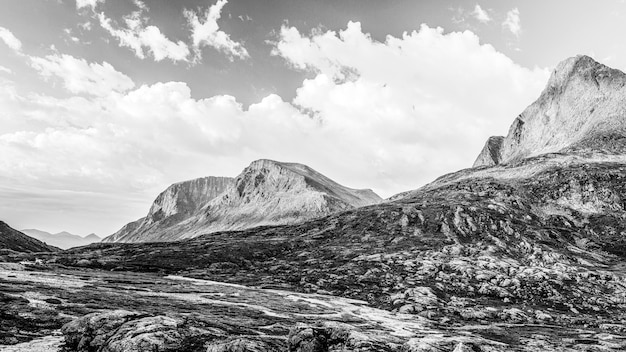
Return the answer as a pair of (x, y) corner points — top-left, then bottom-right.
(97, 0), (190, 62)
(30, 54), (135, 96)
(273, 22), (548, 189)
(0, 26), (22, 52)
(472, 4), (492, 23)
(503, 8), (521, 36)
(76, 0), (104, 10)
(0, 65), (12, 74)
(184, 0), (249, 61)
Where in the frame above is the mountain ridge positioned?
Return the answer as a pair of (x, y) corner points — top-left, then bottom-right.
(104, 160), (381, 243)
(20, 229), (101, 249)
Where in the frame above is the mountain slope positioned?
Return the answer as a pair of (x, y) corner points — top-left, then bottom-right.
(21, 229), (101, 249)
(106, 160), (382, 243)
(474, 55), (626, 167)
(188, 159), (382, 236)
(104, 176), (234, 243)
(0, 221), (58, 253)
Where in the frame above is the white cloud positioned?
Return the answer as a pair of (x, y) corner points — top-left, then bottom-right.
(30, 54), (135, 96)
(0, 65), (12, 74)
(472, 4), (492, 23)
(76, 0), (103, 10)
(503, 8), (521, 37)
(274, 22), (548, 190)
(97, 1), (190, 62)
(184, 0), (249, 61)
(0, 23), (549, 235)
(0, 26), (22, 52)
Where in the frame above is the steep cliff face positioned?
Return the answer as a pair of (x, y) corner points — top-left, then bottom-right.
(0, 221), (58, 252)
(472, 136), (504, 167)
(103, 176), (233, 243)
(105, 160), (381, 243)
(474, 55), (626, 167)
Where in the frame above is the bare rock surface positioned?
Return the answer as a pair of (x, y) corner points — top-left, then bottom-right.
(104, 176), (233, 243)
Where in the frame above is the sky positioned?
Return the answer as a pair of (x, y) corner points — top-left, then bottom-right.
(0, 0), (625, 237)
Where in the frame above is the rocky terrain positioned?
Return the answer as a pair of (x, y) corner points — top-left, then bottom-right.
(3, 55), (626, 351)
(0, 222), (58, 253)
(105, 160), (381, 243)
(21, 230), (100, 250)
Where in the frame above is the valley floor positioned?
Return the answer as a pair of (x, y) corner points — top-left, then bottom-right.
(1, 263), (626, 351)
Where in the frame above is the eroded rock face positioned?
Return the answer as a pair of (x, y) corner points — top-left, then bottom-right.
(474, 55), (626, 167)
(188, 159), (382, 237)
(104, 176), (234, 243)
(105, 160), (381, 242)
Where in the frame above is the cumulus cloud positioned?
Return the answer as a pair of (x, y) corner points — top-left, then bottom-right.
(97, 0), (190, 62)
(0, 26), (22, 52)
(30, 54), (135, 96)
(472, 4), (492, 23)
(274, 22), (548, 190)
(184, 0), (249, 61)
(0, 23), (549, 234)
(503, 8), (521, 36)
(76, 0), (104, 10)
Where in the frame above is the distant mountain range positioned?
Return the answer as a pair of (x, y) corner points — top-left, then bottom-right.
(104, 159), (382, 243)
(21, 229), (100, 250)
(0, 221), (58, 253)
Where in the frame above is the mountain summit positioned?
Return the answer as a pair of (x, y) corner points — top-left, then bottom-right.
(104, 160), (381, 242)
(474, 55), (626, 167)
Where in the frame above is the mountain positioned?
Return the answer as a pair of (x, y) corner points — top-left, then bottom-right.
(0, 221), (58, 253)
(21, 229), (101, 250)
(105, 160), (382, 243)
(53, 56), (626, 350)
(103, 176), (235, 243)
(474, 55), (626, 167)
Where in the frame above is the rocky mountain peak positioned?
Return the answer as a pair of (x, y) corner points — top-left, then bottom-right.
(474, 55), (626, 167)
(105, 160), (381, 242)
(219, 159), (382, 210)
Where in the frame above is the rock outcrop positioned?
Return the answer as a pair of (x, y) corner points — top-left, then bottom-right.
(61, 310), (207, 352)
(105, 160), (381, 242)
(0, 221), (57, 253)
(474, 55), (626, 167)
